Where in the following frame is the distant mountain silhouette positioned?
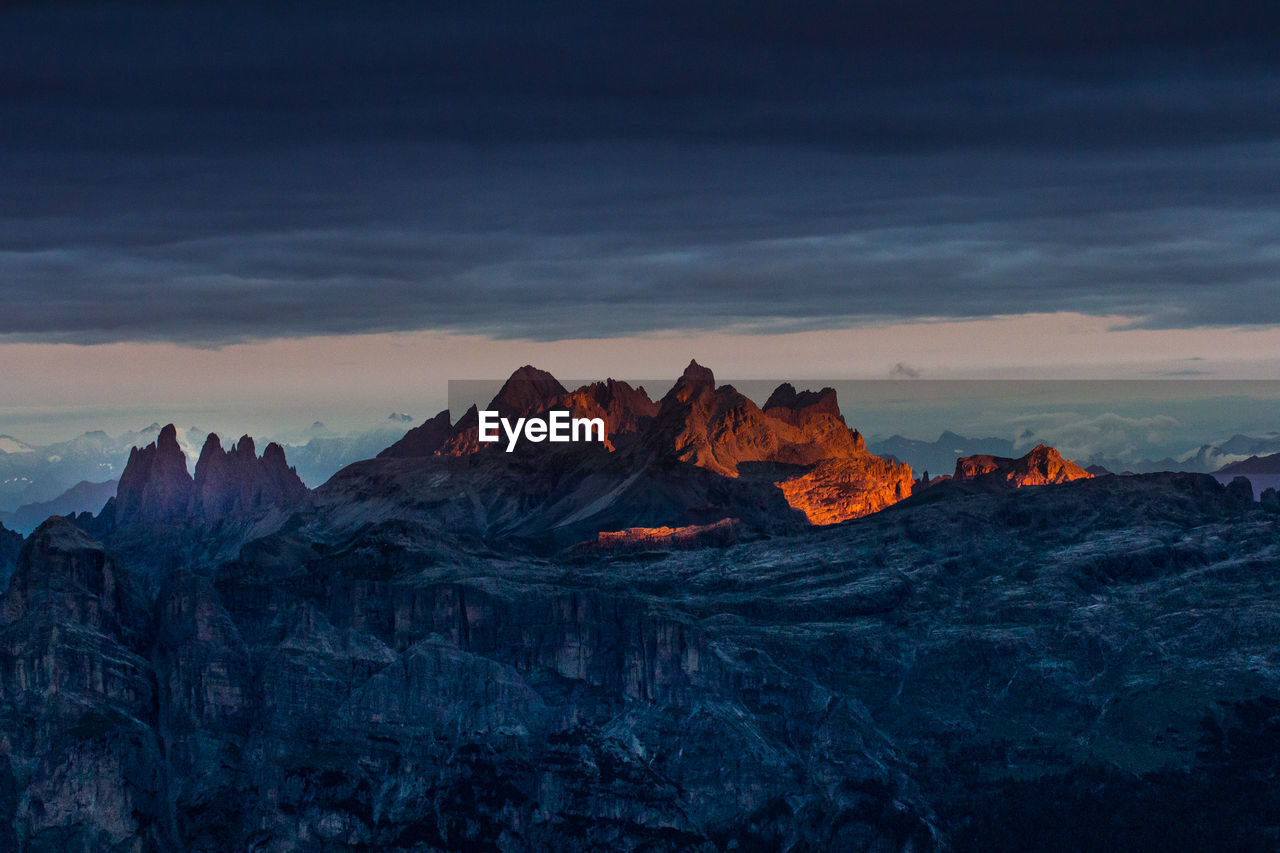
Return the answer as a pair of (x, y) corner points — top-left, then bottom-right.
(869, 431), (1017, 476)
(1217, 452), (1280, 475)
(0, 479), (118, 535)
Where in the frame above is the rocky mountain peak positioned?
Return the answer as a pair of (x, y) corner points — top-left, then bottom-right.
(0, 520), (21, 589)
(763, 383), (842, 425)
(109, 425), (306, 528)
(665, 359), (716, 403)
(2, 517), (149, 644)
(489, 365), (569, 418)
(192, 432), (306, 520)
(157, 423), (180, 452)
(954, 443), (1092, 487)
(114, 422), (194, 523)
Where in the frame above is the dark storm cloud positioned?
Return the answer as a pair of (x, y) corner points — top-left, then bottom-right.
(2, 1), (1279, 343)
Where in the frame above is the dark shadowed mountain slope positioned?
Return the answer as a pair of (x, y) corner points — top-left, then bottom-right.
(4, 470), (1273, 850)
(0, 515), (944, 851)
(553, 471), (1274, 852)
(0, 518), (166, 851)
(0, 521), (21, 591)
(377, 409), (453, 459)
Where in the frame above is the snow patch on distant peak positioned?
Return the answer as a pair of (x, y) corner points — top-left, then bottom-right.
(0, 436), (35, 454)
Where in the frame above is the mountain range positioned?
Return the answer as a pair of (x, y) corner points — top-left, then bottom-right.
(1, 361), (1278, 850)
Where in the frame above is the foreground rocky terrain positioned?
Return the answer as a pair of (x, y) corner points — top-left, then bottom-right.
(1, 364), (1278, 851)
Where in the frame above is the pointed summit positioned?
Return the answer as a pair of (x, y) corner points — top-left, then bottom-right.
(488, 365), (568, 418)
(234, 435), (256, 457)
(114, 423), (194, 523)
(193, 433), (306, 520)
(664, 359), (715, 405)
(157, 423), (181, 452)
(680, 359), (714, 389)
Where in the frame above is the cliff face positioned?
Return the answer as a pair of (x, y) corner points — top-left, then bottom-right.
(953, 443), (1092, 487)
(4, 472), (1274, 850)
(0, 518), (167, 851)
(0, 517), (938, 851)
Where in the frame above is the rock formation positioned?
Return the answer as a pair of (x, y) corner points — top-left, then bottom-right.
(0, 518), (165, 851)
(5, 470), (1275, 849)
(645, 361), (914, 524)
(106, 425), (306, 528)
(553, 378), (660, 449)
(382, 374), (658, 459)
(488, 364), (569, 417)
(4, 386), (1279, 850)
(953, 443), (1092, 487)
(593, 517), (742, 551)
(370, 360), (916, 532)
(112, 423), (194, 523)
(192, 432), (307, 519)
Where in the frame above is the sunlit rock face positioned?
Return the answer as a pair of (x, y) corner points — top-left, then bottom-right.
(593, 518), (742, 550)
(953, 443), (1092, 487)
(552, 378), (660, 451)
(374, 360), (915, 529)
(647, 361), (914, 525)
(777, 456), (916, 525)
(382, 369), (659, 459)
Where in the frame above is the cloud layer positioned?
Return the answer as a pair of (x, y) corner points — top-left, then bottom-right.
(2, 2), (1278, 343)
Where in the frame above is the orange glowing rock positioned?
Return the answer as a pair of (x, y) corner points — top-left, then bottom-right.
(594, 518), (742, 550)
(953, 444), (1092, 487)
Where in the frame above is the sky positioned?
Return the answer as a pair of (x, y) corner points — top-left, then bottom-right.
(3, 1), (1280, 442)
